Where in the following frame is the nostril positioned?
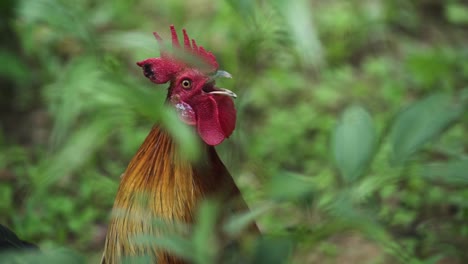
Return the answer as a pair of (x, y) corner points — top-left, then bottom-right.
(143, 64), (154, 78)
(202, 83), (215, 93)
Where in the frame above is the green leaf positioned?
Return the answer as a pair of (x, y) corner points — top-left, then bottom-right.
(389, 93), (463, 165)
(161, 108), (201, 162)
(266, 172), (314, 200)
(0, 49), (30, 85)
(132, 234), (194, 261)
(226, 0), (255, 21)
(252, 236), (293, 264)
(0, 248), (83, 264)
(223, 204), (272, 236)
(277, 0), (324, 67)
(422, 159), (468, 185)
(332, 106), (376, 183)
(192, 200), (218, 264)
(445, 3), (468, 25)
(121, 255), (153, 264)
(0, 184), (13, 212)
(32, 117), (112, 191)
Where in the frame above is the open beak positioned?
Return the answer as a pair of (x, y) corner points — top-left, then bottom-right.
(205, 70), (237, 98)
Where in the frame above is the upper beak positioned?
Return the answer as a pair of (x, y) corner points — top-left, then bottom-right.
(210, 70), (232, 80)
(205, 70), (237, 98)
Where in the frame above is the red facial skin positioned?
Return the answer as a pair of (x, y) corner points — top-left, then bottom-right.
(170, 69), (236, 146)
(136, 60), (236, 146)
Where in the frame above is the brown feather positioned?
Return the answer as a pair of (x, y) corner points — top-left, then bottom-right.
(101, 126), (257, 263)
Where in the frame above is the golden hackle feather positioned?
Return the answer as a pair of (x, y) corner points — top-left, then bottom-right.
(101, 126), (256, 263)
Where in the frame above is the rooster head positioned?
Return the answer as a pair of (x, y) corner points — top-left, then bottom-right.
(137, 25), (236, 146)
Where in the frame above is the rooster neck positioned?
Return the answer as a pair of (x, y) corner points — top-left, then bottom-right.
(102, 125), (241, 263)
(114, 125), (234, 218)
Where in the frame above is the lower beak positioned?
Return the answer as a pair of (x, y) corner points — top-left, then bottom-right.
(207, 88), (237, 98)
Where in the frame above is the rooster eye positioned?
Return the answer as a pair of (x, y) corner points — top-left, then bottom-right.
(181, 79), (192, 89)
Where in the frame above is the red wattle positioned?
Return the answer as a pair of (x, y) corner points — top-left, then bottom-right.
(192, 95), (236, 146)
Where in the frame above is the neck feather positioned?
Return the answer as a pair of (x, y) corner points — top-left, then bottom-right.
(101, 126), (241, 263)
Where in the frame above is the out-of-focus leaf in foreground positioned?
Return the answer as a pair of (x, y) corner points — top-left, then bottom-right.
(0, 248), (83, 264)
(423, 159), (468, 186)
(251, 236), (293, 264)
(266, 172), (315, 200)
(389, 93), (464, 165)
(223, 204), (272, 236)
(332, 106), (376, 183)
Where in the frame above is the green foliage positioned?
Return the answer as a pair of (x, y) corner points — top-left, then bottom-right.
(1, 0), (467, 263)
(389, 93), (465, 165)
(0, 248), (84, 264)
(423, 160), (468, 186)
(445, 2), (468, 25)
(332, 106), (376, 183)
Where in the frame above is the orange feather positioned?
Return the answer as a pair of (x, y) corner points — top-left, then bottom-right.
(101, 125), (257, 263)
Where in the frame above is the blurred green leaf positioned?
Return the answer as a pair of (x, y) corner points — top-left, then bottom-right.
(33, 118), (112, 190)
(389, 93), (463, 165)
(17, 0), (91, 42)
(266, 172), (314, 200)
(226, 0), (255, 21)
(445, 3), (468, 25)
(133, 234), (194, 262)
(223, 204), (272, 236)
(252, 236), (293, 264)
(405, 48), (457, 90)
(0, 184), (13, 212)
(0, 50), (30, 85)
(192, 200), (218, 264)
(161, 108), (201, 162)
(422, 159), (468, 185)
(0, 248), (84, 264)
(332, 105), (376, 183)
(121, 255), (153, 264)
(100, 31), (157, 56)
(277, 0), (323, 67)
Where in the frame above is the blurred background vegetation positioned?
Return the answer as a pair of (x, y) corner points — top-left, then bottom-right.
(1, 0), (468, 263)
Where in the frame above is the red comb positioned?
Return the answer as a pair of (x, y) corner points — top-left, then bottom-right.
(154, 25), (219, 72)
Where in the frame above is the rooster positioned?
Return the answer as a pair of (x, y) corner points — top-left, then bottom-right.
(101, 25), (258, 264)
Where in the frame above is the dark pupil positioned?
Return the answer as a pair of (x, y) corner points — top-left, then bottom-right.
(184, 81), (189, 86)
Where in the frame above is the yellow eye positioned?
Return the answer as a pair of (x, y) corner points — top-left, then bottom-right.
(181, 79), (192, 89)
